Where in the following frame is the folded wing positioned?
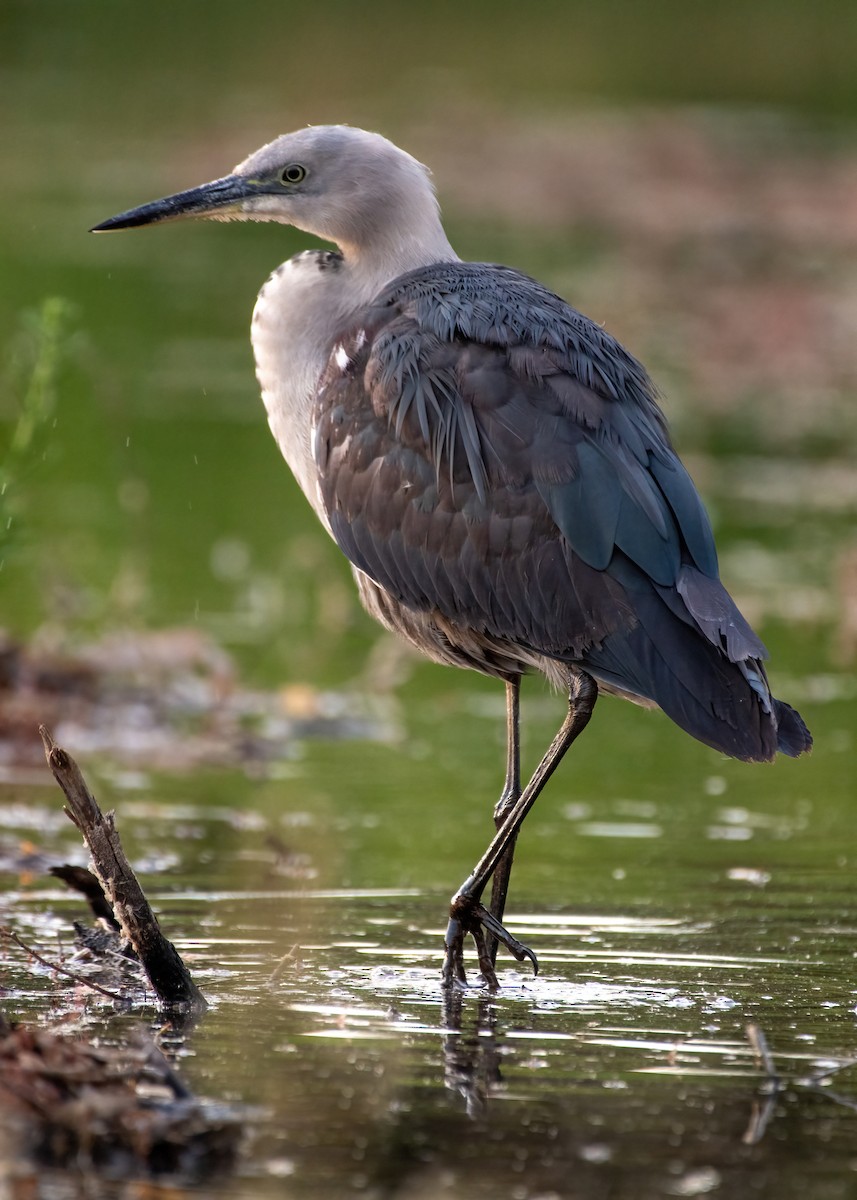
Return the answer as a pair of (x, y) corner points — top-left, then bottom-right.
(312, 263), (811, 762)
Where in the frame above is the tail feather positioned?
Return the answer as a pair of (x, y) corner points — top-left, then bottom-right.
(773, 698), (813, 757)
(580, 572), (811, 762)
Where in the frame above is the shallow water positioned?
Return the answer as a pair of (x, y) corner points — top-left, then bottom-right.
(3, 723), (857, 1197)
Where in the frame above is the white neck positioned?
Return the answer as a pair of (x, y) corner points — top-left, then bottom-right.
(340, 211), (458, 282)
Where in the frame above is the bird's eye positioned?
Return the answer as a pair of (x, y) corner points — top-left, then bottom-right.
(280, 164), (307, 185)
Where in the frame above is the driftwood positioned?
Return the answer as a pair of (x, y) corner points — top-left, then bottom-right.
(50, 863), (121, 927)
(39, 725), (207, 1014)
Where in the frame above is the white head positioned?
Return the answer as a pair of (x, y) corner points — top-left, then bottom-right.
(93, 124), (455, 264)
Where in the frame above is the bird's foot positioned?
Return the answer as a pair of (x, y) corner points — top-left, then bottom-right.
(441, 892), (538, 991)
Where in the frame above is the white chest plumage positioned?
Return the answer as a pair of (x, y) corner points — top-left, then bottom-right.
(252, 252), (347, 520)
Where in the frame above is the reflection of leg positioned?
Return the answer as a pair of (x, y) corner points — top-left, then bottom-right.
(486, 678), (521, 969)
(742, 1024), (781, 1145)
(443, 670), (598, 990)
(441, 993), (502, 1119)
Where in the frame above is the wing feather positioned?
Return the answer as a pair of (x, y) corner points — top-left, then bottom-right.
(310, 261), (808, 759)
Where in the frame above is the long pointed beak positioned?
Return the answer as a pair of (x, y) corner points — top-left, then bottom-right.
(90, 174), (256, 232)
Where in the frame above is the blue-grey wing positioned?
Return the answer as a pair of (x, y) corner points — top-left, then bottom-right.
(311, 262), (809, 761)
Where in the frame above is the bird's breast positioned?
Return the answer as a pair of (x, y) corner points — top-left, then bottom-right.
(251, 256), (349, 522)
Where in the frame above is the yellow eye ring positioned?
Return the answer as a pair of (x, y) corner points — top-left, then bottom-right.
(280, 164), (307, 185)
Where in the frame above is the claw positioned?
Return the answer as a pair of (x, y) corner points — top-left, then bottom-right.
(472, 902), (538, 974)
(442, 895), (538, 990)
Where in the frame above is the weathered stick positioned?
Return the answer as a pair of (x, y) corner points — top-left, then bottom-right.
(39, 725), (207, 1014)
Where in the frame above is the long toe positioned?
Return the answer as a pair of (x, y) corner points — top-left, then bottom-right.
(474, 902), (538, 977)
(442, 895), (538, 990)
(442, 916), (471, 989)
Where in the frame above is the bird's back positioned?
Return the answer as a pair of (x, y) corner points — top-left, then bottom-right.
(311, 262), (811, 763)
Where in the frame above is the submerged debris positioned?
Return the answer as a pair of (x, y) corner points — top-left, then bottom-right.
(0, 1018), (240, 1180)
(2, 924), (134, 1004)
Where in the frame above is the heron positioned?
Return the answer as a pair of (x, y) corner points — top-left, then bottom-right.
(92, 125), (812, 990)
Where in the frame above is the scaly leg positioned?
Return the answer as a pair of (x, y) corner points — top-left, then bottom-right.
(442, 669), (597, 990)
(484, 677), (521, 970)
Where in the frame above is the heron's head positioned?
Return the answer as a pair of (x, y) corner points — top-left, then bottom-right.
(92, 125), (445, 256)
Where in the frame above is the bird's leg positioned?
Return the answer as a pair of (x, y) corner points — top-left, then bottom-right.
(442, 670), (597, 991)
(484, 677), (522, 969)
